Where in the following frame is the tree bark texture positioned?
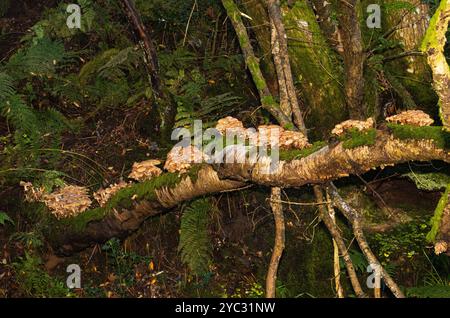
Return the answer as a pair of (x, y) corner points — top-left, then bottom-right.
(337, 0), (366, 119)
(266, 187), (285, 298)
(421, 0), (450, 131)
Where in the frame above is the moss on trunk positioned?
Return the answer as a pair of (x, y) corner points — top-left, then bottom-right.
(242, 0), (347, 138)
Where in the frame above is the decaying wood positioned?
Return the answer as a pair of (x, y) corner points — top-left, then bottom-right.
(53, 166), (243, 255)
(311, 0), (342, 53)
(313, 186), (366, 298)
(266, 187), (285, 298)
(328, 183), (406, 298)
(51, 131), (450, 254)
(219, 132), (450, 186)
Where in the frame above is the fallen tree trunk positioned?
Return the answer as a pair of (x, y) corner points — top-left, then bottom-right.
(46, 127), (450, 255)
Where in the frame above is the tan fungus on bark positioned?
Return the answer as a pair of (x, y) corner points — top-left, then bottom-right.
(128, 159), (162, 181)
(93, 181), (131, 207)
(331, 118), (374, 136)
(386, 110), (434, 126)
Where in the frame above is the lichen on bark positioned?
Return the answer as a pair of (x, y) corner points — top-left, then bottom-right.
(421, 0), (450, 130)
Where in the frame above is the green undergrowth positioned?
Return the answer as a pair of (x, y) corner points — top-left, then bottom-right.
(388, 124), (450, 149)
(407, 285), (450, 298)
(426, 184), (450, 243)
(12, 253), (70, 297)
(339, 128), (377, 149)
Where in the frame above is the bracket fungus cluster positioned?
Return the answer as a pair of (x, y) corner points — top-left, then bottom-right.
(21, 182), (92, 219)
(331, 118), (375, 136)
(215, 116), (246, 135)
(215, 117), (310, 150)
(434, 240), (448, 255)
(386, 110), (434, 126)
(93, 181), (130, 207)
(164, 145), (210, 173)
(128, 159), (163, 181)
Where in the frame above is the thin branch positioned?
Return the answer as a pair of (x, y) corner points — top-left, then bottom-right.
(325, 189), (345, 298)
(327, 182), (406, 298)
(266, 187), (285, 298)
(382, 51), (424, 63)
(313, 186), (366, 298)
(182, 0), (197, 47)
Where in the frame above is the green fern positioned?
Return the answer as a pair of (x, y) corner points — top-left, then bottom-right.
(0, 72), (15, 100)
(403, 171), (450, 191)
(1, 94), (39, 142)
(5, 38), (69, 80)
(98, 47), (141, 81)
(178, 198), (213, 276)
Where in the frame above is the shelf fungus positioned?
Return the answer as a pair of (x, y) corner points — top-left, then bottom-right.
(128, 159), (162, 181)
(434, 240), (448, 255)
(386, 110), (434, 126)
(20, 181), (45, 203)
(331, 118), (375, 136)
(256, 125), (284, 147)
(164, 145), (210, 173)
(278, 130), (311, 150)
(215, 116), (246, 136)
(42, 185), (92, 219)
(93, 181), (130, 207)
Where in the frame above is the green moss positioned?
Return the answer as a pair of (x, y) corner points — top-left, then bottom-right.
(426, 184), (450, 243)
(387, 124), (450, 149)
(279, 141), (327, 161)
(247, 56), (267, 91)
(340, 128), (377, 149)
(283, 122), (295, 130)
(281, 1), (347, 137)
(59, 207), (107, 232)
(420, 0), (448, 53)
(186, 163), (205, 183)
(261, 95), (277, 107)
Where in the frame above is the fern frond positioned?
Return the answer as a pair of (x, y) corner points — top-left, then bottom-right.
(0, 94), (40, 152)
(0, 72), (15, 100)
(198, 92), (241, 118)
(98, 47), (141, 81)
(1, 94), (39, 135)
(5, 38), (68, 80)
(178, 198), (213, 276)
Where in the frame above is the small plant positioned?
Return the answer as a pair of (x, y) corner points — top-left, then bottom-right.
(245, 282), (264, 298)
(178, 198), (213, 276)
(12, 253), (69, 297)
(0, 211), (13, 226)
(101, 238), (151, 293)
(371, 220), (429, 264)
